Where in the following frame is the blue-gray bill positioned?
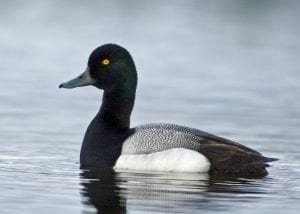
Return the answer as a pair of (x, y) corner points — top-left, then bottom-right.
(59, 67), (96, 89)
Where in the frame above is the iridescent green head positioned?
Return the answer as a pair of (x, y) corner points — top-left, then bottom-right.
(59, 44), (137, 92)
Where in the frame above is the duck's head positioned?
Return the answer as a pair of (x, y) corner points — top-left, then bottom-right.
(59, 44), (137, 91)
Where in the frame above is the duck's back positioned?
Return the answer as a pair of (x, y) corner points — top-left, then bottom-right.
(115, 123), (273, 176)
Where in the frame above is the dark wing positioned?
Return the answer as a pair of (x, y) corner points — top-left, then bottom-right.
(199, 138), (275, 177)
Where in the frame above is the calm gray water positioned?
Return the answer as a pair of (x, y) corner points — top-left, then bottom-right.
(1, 0), (300, 213)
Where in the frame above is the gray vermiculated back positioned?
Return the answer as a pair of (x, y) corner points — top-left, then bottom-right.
(132, 123), (260, 155)
(121, 123), (204, 155)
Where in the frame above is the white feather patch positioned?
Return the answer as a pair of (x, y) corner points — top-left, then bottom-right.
(114, 148), (210, 173)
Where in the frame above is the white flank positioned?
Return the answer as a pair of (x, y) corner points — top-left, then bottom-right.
(114, 148), (210, 173)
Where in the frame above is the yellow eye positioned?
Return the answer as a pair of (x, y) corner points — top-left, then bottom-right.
(102, 59), (110, 65)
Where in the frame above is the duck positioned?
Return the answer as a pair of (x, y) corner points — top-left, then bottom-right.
(59, 44), (276, 176)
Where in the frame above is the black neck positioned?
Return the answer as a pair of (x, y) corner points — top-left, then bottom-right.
(98, 74), (137, 130)
(97, 89), (134, 129)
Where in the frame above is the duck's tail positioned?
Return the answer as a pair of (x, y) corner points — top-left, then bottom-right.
(264, 157), (278, 163)
(199, 139), (278, 177)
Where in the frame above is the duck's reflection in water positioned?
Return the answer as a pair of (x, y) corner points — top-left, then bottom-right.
(80, 169), (126, 213)
(80, 169), (265, 213)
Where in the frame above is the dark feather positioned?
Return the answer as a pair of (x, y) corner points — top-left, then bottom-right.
(199, 138), (275, 177)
